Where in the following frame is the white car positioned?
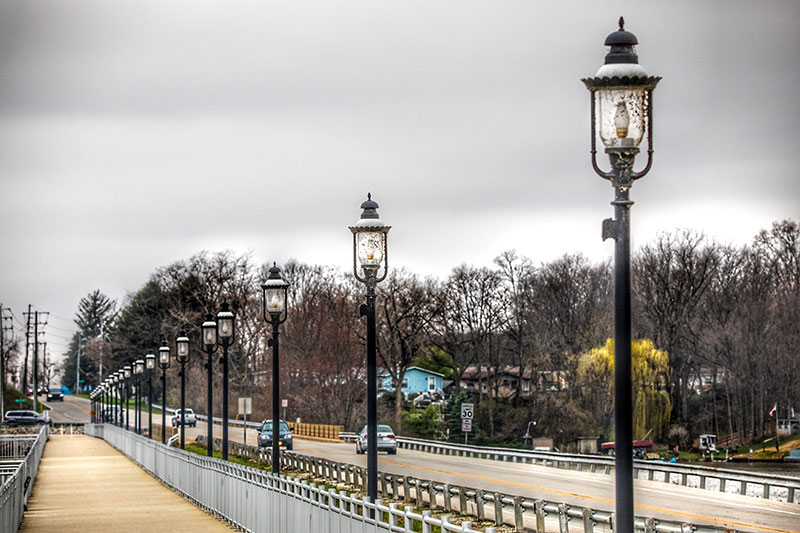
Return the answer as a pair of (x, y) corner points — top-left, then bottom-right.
(171, 408), (197, 427)
(355, 424), (397, 455)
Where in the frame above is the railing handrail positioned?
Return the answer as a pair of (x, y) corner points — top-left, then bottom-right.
(0, 425), (49, 533)
(87, 423), (491, 532)
(393, 435), (800, 491)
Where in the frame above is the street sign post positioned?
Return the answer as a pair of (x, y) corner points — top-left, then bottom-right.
(239, 397), (252, 445)
(281, 398), (288, 420)
(461, 403), (474, 444)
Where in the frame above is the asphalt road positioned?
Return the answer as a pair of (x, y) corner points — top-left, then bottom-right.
(89, 406), (800, 532)
(41, 394), (92, 423)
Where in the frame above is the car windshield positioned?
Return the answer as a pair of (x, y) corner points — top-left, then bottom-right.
(261, 420), (289, 432)
(377, 425), (393, 433)
(49, 388), (61, 393)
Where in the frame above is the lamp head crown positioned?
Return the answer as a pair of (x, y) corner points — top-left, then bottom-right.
(359, 193), (380, 220)
(603, 16), (639, 65)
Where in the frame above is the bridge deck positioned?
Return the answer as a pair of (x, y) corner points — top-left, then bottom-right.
(19, 434), (233, 532)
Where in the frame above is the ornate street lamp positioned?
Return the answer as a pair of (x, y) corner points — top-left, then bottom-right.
(158, 340), (171, 444)
(202, 314), (218, 457)
(145, 352), (156, 438)
(134, 359), (144, 434)
(349, 193), (390, 504)
(176, 330), (190, 450)
(123, 365), (132, 432)
(112, 374), (119, 426)
(216, 302), (235, 460)
(582, 17), (660, 533)
(261, 262), (289, 474)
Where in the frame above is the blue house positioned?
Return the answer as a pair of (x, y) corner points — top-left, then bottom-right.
(381, 366), (444, 396)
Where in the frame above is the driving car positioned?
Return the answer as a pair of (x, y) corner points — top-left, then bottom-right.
(4, 410), (51, 426)
(355, 424), (397, 455)
(258, 419), (293, 450)
(47, 387), (64, 401)
(171, 408), (197, 427)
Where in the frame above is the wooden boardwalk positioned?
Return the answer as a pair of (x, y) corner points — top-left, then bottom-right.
(19, 434), (233, 532)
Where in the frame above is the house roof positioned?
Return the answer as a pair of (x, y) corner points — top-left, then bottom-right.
(405, 366), (444, 377)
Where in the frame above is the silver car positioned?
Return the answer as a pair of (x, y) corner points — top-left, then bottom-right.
(355, 424), (397, 455)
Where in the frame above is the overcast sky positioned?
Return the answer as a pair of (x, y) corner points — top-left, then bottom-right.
(1, 0), (798, 362)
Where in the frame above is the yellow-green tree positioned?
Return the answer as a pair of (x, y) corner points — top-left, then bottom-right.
(578, 339), (672, 441)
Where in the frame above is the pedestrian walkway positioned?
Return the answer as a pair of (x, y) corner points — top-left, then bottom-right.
(19, 434), (233, 532)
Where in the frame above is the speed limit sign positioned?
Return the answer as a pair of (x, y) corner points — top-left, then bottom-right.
(461, 403), (474, 420)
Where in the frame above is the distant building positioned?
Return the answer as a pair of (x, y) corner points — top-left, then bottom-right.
(381, 366), (444, 397)
(459, 366), (569, 398)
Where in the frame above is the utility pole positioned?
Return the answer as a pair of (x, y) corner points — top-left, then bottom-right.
(31, 311), (48, 412)
(33, 311), (39, 412)
(0, 305), (12, 419)
(23, 304), (31, 397)
(75, 337), (82, 395)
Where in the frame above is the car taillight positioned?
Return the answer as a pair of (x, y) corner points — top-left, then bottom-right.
(387, 435), (395, 439)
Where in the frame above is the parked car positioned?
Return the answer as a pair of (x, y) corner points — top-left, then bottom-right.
(3, 410), (51, 426)
(172, 408), (197, 427)
(355, 424), (397, 455)
(47, 387), (64, 402)
(258, 419), (293, 450)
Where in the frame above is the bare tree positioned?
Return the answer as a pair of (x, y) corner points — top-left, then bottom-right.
(377, 269), (441, 430)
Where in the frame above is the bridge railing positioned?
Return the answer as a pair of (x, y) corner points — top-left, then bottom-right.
(85, 423), (492, 533)
(392, 436), (800, 504)
(0, 425), (49, 533)
(197, 434), (731, 533)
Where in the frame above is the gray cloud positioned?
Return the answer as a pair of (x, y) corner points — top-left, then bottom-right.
(1, 0), (798, 359)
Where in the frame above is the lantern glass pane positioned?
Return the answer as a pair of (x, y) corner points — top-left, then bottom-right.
(203, 325), (217, 346)
(356, 231), (385, 267)
(178, 341), (189, 358)
(597, 88), (646, 148)
(146, 357), (156, 370)
(265, 287), (286, 314)
(159, 349), (170, 364)
(219, 318), (233, 339)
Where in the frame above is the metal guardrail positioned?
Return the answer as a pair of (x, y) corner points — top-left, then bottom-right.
(0, 425), (49, 533)
(198, 434), (731, 533)
(152, 405), (800, 503)
(86, 423), (493, 532)
(392, 436), (800, 504)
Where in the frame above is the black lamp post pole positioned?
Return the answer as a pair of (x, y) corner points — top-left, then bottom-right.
(161, 368), (167, 443)
(148, 373), (153, 438)
(136, 378), (141, 434)
(270, 321), (281, 472)
(221, 340), (229, 460)
(207, 349), (213, 455)
(125, 378), (130, 432)
(607, 149), (636, 532)
(179, 359), (186, 450)
(362, 281), (378, 502)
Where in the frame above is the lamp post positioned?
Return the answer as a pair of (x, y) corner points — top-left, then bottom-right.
(216, 302), (235, 461)
(112, 374), (119, 426)
(349, 193), (391, 504)
(522, 420), (537, 448)
(176, 331), (190, 450)
(261, 262), (289, 474)
(202, 314), (218, 457)
(134, 359), (144, 434)
(582, 17), (660, 533)
(159, 340), (170, 443)
(146, 352), (156, 438)
(123, 365), (132, 431)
